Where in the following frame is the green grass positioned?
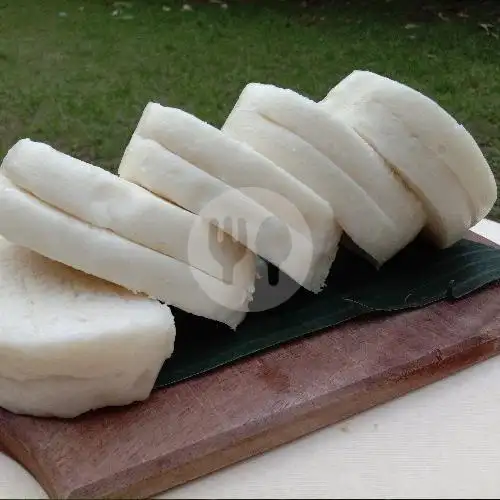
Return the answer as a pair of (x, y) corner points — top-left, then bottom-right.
(1, 0), (499, 217)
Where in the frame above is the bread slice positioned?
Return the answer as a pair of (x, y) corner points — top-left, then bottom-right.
(128, 102), (341, 267)
(119, 136), (328, 292)
(320, 70), (496, 246)
(0, 236), (175, 417)
(223, 83), (426, 264)
(0, 370), (164, 418)
(0, 174), (250, 328)
(322, 70), (496, 223)
(1, 138), (255, 290)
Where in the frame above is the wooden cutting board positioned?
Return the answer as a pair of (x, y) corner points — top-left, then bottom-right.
(1, 234), (500, 500)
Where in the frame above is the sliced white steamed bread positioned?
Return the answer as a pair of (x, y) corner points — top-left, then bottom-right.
(223, 83), (426, 264)
(0, 236), (175, 418)
(127, 102), (341, 269)
(320, 70), (497, 246)
(0, 174), (250, 328)
(119, 135), (327, 292)
(1, 138), (255, 290)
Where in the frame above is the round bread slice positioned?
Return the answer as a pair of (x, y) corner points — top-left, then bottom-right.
(0, 174), (250, 328)
(1, 138), (255, 290)
(0, 236), (175, 418)
(321, 70), (496, 224)
(119, 135), (327, 292)
(223, 84), (426, 263)
(320, 70), (496, 246)
(129, 102), (341, 269)
(0, 370), (163, 419)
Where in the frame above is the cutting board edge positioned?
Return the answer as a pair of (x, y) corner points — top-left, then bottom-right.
(62, 331), (500, 499)
(0, 425), (58, 498)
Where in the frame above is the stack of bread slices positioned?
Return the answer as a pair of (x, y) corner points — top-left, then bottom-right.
(0, 70), (496, 418)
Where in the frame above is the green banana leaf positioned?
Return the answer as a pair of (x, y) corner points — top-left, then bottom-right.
(154, 236), (500, 389)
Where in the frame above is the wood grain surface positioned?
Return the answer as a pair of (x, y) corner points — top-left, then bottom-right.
(1, 234), (500, 499)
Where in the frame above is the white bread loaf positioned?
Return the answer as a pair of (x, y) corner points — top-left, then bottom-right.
(223, 83), (426, 263)
(119, 135), (330, 292)
(0, 174), (250, 328)
(0, 236), (175, 418)
(320, 70), (497, 246)
(1, 138), (255, 289)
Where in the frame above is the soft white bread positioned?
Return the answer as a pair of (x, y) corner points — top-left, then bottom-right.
(223, 83), (426, 263)
(320, 70), (497, 246)
(1, 138), (255, 289)
(0, 174), (250, 328)
(0, 370), (164, 418)
(223, 108), (395, 263)
(0, 236), (175, 418)
(129, 102), (340, 264)
(119, 136), (327, 292)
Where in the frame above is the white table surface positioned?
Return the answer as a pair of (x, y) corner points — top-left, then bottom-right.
(2, 219), (500, 499)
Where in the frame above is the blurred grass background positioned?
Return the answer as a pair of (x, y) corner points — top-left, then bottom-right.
(0, 0), (499, 217)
